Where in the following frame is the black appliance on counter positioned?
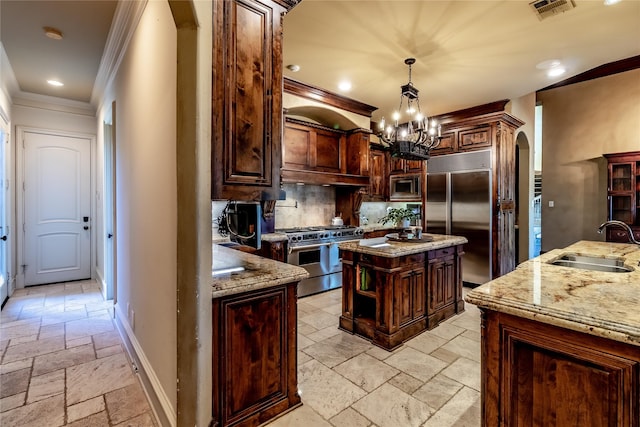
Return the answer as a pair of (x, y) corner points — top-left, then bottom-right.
(226, 201), (262, 249)
(277, 225), (364, 297)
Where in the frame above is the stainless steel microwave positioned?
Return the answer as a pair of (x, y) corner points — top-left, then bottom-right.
(389, 174), (421, 201)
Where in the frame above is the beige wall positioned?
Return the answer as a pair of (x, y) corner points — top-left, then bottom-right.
(100, 0), (179, 419)
(538, 69), (640, 251)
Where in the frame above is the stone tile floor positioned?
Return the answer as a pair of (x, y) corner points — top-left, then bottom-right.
(270, 288), (481, 427)
(0, 280), (157, 427)
(1, 281), (481, 427)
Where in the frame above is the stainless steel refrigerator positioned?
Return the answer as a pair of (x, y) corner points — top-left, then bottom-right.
(426, 150), (492, 286)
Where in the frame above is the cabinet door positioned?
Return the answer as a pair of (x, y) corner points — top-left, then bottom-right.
(411, 267), (426, 319)
(212, 0), (285, 201)
(283, 124), (312, 169)
(369, 149), (387, 199)
(499, 319), (639, 427)
(405, 159), (423, 174)
(214, 285), (298, 426)
(388, 156), (406, 175)
(315, 128), (343, 173)
(458, 126), (492, 151)
(429, 132), (456, 156)
(395, 269), (413, 326)
(428, 255), (455, 312)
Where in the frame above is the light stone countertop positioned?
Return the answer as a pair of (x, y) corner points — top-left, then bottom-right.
(465, 240), (640, 347)
(211, 243), (308, 298)
(261, 232), (288, 242)
(338, 233), (468, 258)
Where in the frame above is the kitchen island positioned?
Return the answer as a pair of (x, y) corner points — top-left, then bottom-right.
(211, 244), (308, 427)
(465, 240), (640, 426)
(338, 234), (467, 350)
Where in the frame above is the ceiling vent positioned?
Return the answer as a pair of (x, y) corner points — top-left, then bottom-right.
(530, 0), (576, 20)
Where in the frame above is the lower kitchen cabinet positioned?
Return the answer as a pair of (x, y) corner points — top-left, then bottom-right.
(427, 246), (464, 328)
(212, 282), (300, 427)
(339, 243), (464, 350)
(481, 310), (639, 426)
(257, 239), (288, 263)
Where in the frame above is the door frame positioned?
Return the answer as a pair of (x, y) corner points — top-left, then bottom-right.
(16, 126), (96, 288)
(0, 110), (10, 304)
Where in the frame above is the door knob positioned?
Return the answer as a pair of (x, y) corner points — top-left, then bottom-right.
(1, 235), (6, 241)
(107, 233), (113, 239)
(84, 226), (89, 230)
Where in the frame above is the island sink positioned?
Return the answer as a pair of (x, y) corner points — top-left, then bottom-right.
(548, 253), (634, 273)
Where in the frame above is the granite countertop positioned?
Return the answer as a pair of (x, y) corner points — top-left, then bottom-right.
(338, 233), (468, 258)
(211, 244), (308, 298)
(465, 240), (640, 347)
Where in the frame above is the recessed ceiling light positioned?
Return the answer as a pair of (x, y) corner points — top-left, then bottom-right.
(547, 66), (566, 77)
(287, 64), (300, 72)
(604, 0), (622, 5)
(43, 26), (63, 40)
(47, 80), (64, 87)
(338, 80), (352, 91)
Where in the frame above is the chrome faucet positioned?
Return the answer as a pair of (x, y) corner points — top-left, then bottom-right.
(597, 220), (640, 245)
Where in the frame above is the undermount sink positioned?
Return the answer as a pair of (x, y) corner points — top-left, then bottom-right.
(548, 253), (634, 273)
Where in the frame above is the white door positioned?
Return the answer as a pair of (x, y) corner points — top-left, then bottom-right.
(0, 127), (8, 304)
(103, 116), (116, 301)
(23, 131), (91, 285)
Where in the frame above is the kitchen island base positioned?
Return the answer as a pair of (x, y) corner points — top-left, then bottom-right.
(480, 309), (639, 426)
(339, 240), (465, 350)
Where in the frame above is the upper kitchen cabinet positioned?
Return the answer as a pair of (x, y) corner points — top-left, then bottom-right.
(367, 145), (387, 200)
(282, 118), (372, 186)
(212, 0), (300, 201)
(281, 78), (377, 187)
(388, 155), (423, 175)
(604, 151), (640, 242)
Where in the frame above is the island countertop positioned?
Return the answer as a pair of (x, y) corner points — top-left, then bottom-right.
(211, 243), (308, 298)
(338, 233), (468, 257)
(465, 240), (640, 346)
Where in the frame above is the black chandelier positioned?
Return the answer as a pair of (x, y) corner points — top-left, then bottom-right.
(377, 58), (442, 161)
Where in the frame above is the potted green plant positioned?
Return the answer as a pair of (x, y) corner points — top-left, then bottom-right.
(378, 207), (419, 228)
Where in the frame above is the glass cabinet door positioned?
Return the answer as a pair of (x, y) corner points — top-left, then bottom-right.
(610, 163), (633, 192)
(610, 194), (633, 223)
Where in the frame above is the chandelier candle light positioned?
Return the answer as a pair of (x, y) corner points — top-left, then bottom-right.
(377, 58), (442, 161)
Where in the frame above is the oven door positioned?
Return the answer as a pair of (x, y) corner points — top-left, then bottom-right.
(288, 243), (332, 278)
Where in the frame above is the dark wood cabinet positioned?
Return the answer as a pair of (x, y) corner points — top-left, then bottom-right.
(340, 244), (464, 350)
(368, 147), (387, 200)
(481, 309), (640, 427)
(281, 118), (369, 186)
(283, 118), (345, 173)
(388, 155), (423, 175)
(257, 239), (287, 263)
(212, 282), (301, 427)
(604, 151), (640, 242)
(212, 0), (299, 201)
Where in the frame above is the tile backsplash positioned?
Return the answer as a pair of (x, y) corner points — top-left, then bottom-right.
(211, 186), (408, 236)
(274, 184), (336, 228)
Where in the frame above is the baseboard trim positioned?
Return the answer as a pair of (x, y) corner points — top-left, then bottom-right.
(114, 303), (176, 427)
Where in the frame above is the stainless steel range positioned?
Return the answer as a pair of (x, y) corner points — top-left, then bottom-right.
(278, 225), (364, 297)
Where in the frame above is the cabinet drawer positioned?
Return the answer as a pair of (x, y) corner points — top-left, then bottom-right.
(400, 253), (425, 265)
(606, 227), (640, 243)
(428, 247), (456, 259)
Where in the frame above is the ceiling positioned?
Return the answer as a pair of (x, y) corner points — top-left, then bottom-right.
(1, 0), (639, 121)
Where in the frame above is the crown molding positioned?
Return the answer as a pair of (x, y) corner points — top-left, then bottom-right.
(91, 0), (148, 106)
(12, 92), (95, 116)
